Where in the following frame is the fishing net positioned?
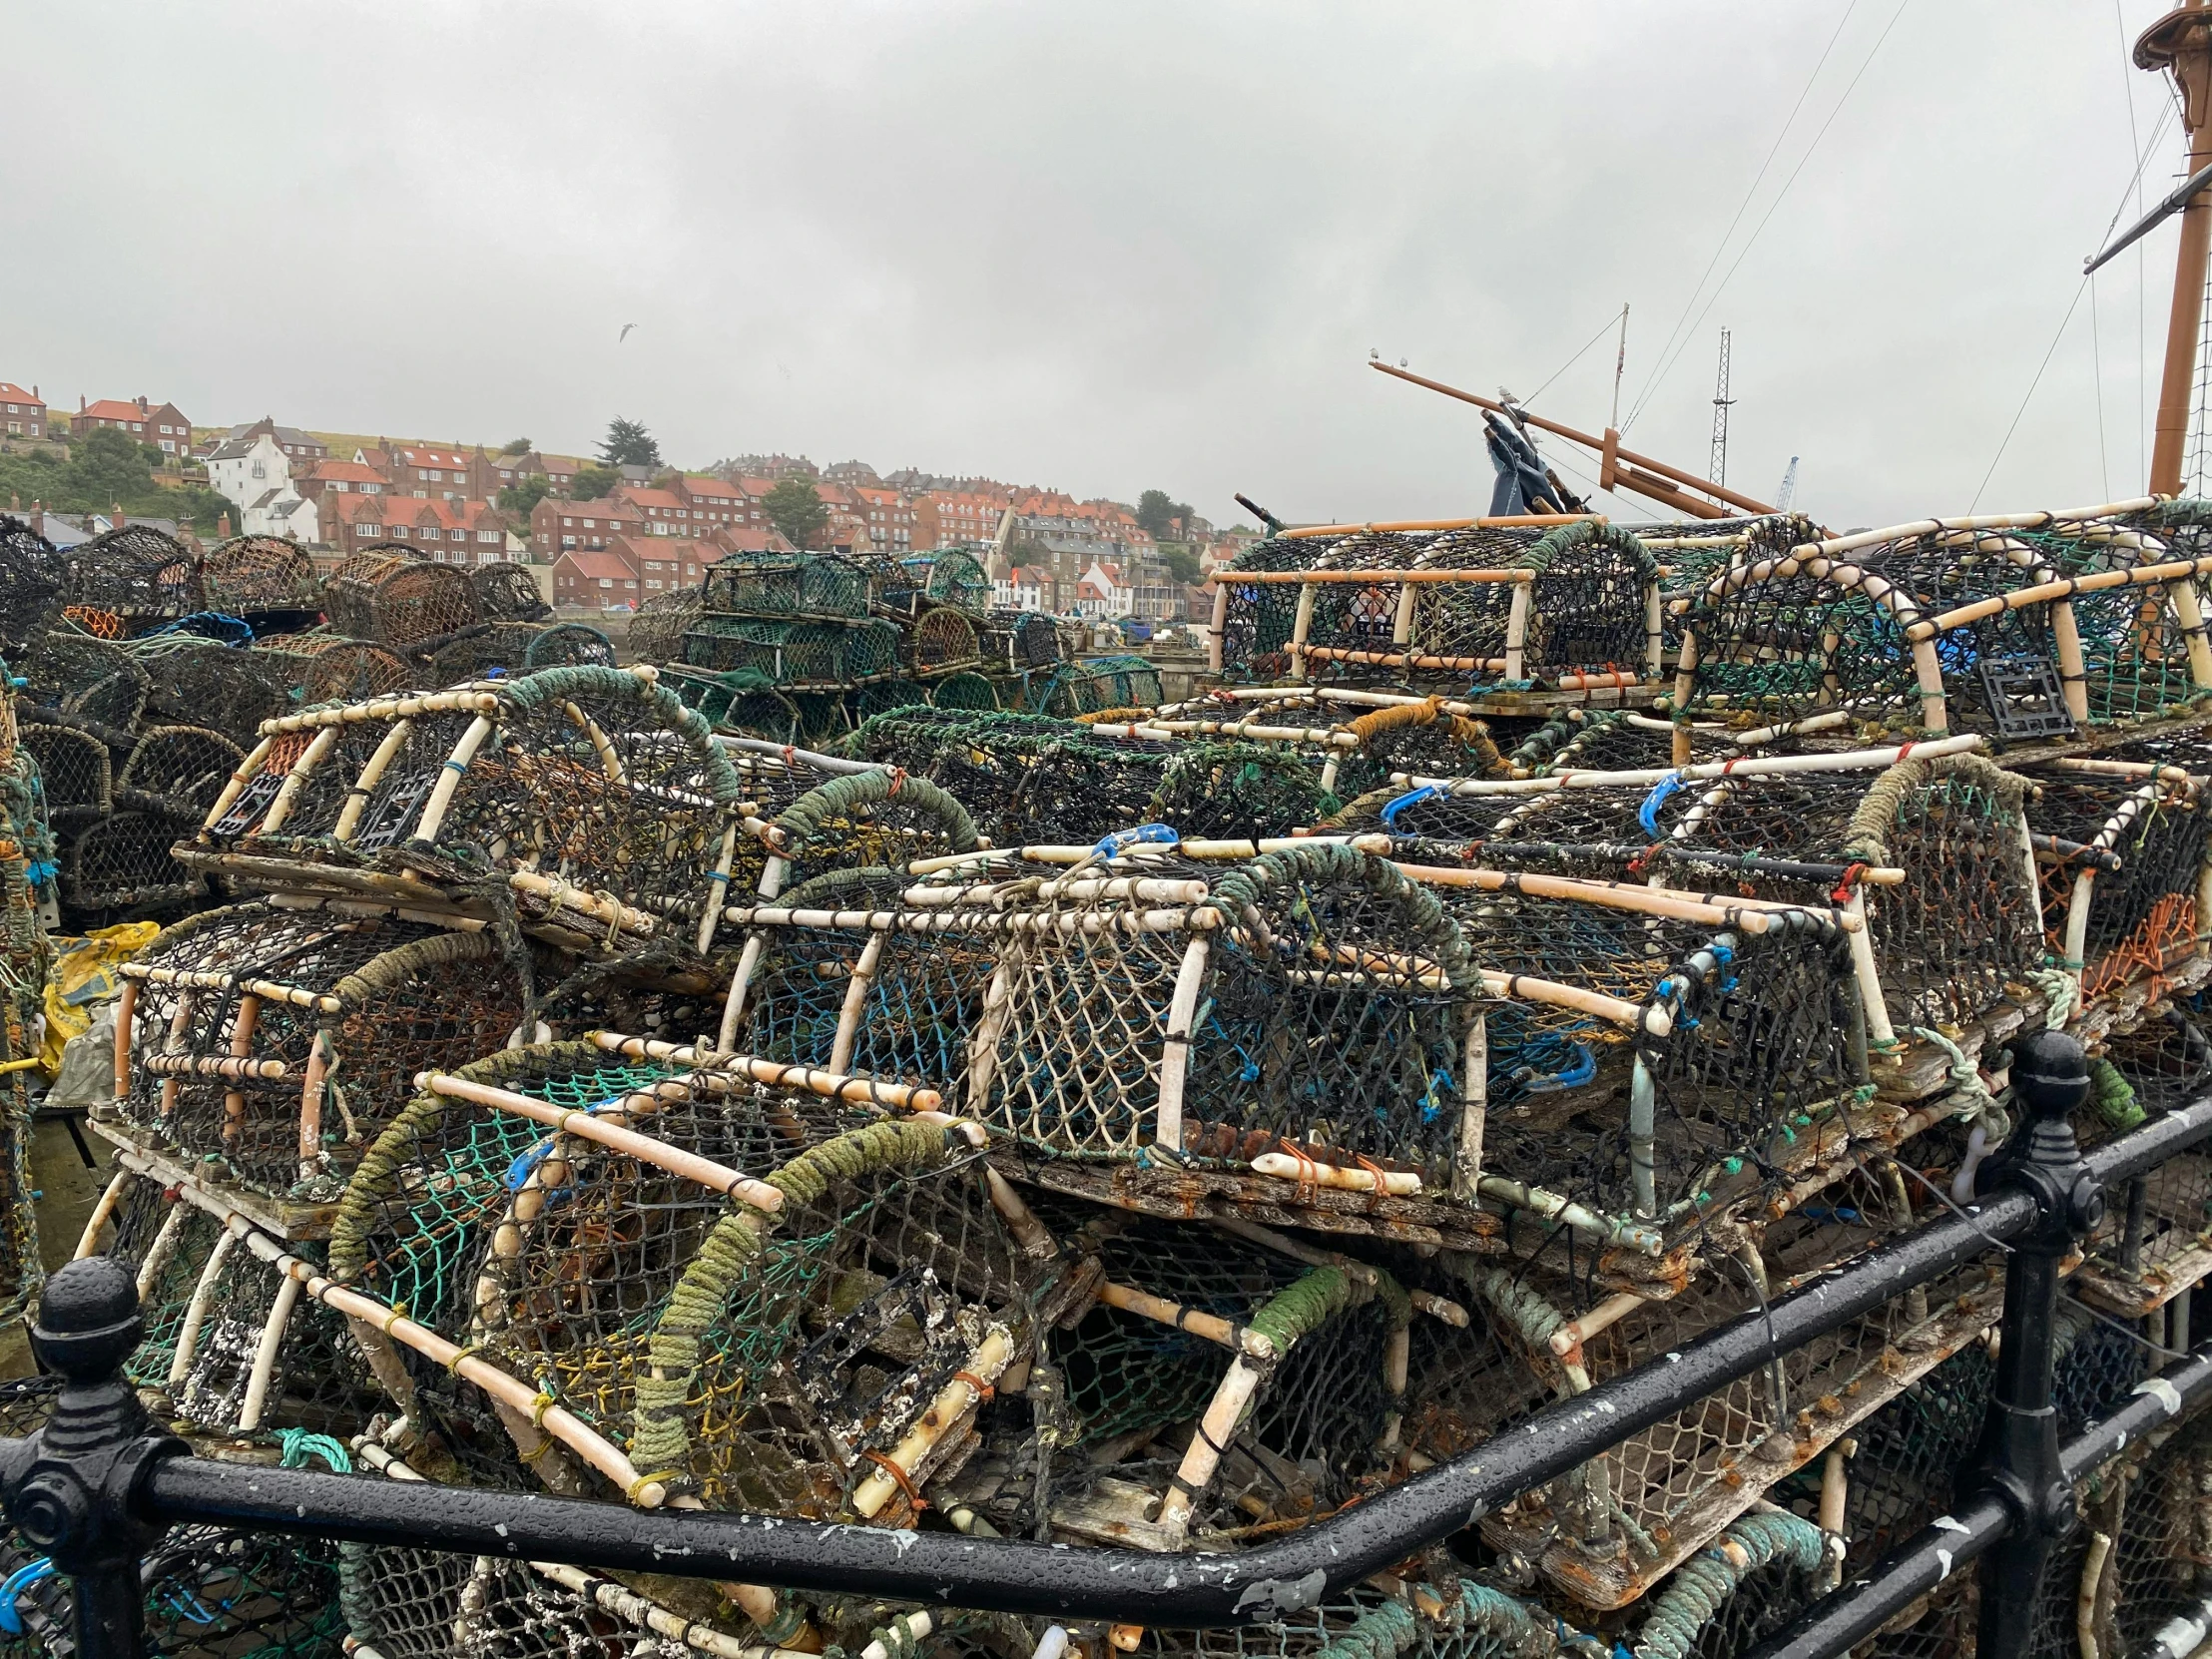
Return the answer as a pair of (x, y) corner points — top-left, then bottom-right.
(115, 902), (534, 1198)
(193, 665), (747, 955)
(912, 548), (991, 614)
(0, 515), (65, 661)
(684, 615), (905, 687)
(2024, 768), (2212, 1002)
(63, 523), (201, 626)
(852, 680), (933, 724)
(2101, 1402), (2212, 1659)
(706, 550), (878, 620)
(469, 560), (552, 623)
(18, 717), (113, 815)
(1318, 699), (1508, 801)
(324, 552), (479, 649)
(626, 583), (704, 664)
(198, 534), (323, 623)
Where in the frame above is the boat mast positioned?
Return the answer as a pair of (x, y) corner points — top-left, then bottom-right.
(2140, 1), (2212, 495)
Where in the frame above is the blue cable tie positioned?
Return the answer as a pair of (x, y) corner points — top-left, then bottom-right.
(1638, 770), (1689, 835)
(1092, 823), (1178, 859)
(1379, 784), (1442, 831)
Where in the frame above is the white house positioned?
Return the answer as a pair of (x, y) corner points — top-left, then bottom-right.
(247, 488), (318, 542)
(992, 565), (1045, 612)
(1076, 559), (1133, 619)
(209, 429), (314, 541)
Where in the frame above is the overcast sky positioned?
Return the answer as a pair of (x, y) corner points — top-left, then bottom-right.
(3, 1), (2195, 529)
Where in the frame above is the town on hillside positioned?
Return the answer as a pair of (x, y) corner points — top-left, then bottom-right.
(0, 385), (1260, 639)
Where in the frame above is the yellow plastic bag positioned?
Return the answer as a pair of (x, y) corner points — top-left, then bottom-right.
(38, 921), (161, 1078)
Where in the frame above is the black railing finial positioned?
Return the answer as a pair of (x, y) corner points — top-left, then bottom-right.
(0, 1256), (186, 1659)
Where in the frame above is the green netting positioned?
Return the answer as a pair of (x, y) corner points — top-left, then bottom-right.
(683, 615), (904, 687)
(704, 551), (876, 621)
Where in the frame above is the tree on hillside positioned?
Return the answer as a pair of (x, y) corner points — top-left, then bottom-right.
(1135, 488), (1193, 543)
(501, 436), (533, 456)
(1159, 545), (1201, 586)
(764, 477), (829, 550)
(600, 416), (662, 469)
(571, 464), (621, 501)
(499, 475), (553, 518)
(68, 427), (156, 506)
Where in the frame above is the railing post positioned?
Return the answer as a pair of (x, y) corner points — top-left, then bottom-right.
(0, 1258), (187, 1659)
(1967, 1029), (2103, 1657)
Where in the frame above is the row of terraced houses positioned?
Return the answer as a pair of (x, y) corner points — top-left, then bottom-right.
(0, 382), (1255, 617)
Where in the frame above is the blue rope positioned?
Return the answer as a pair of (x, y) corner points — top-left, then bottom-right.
(1091, 822), (1179, 859)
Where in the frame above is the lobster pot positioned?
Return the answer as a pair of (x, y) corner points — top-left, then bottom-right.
(523, 620), (614, 669)
(929, 670), (1000, 712)
(0, 809), (41, 1325)
(63, 523), (202, 626)
(1677, 505), (2212, 743)
(2025, 768), (2212, 1001)
(2073, 1013), (2212, 1318)
(1214, 536), (1333, 681)
(198, 533), (323, 624)
(1467, 886), (1861, 1236)
(917, 546), (990, 613)
(135, 637), (290, 744)
(0, 516), (65, 659)
(61, 805), (206, 914)
(848, 678), (929, 725)
(256, 632), (417, 703)
(194, 665), (746, 947)
(1039, 655), (1163, 717)
(704, 549), (877, 619)
(909, 604), (982, 673)
(468, 559), (551, 622)
(1144, 741), (1340, 841)
(323, 551), (479, 649)
(1500, 707), (1704, 777)
(1027, 1210), (1420, 1552)
(115, 903), (532, 1198)
(683, 615), (904, 687)
(327, 1039), (1044, 1533)
(980, 610), (1063, 671)
(1460, 1203), (2004, 1612)
(422, 620), (552, 682)
(626, 582), (704, 664)
(90, 1176), (382, 1437)
(2102, 1404), (2212, 1659)
(661, 661), (808, 742)
(18, 716), (114, 814)
(21, 628), (151, 728)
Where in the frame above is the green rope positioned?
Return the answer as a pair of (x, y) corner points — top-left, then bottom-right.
(1206, 841), (1478, 994)
(773, 769), (979, 860)
(1631, 1511), (1825, 1659)
(2090, 1055), (2147, 1131)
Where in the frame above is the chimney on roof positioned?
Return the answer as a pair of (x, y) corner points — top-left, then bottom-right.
(79, 394), (86, 411)
(137, 396), (148, 416)
(114, 504), (126, 527)
(29, 386), (36, 401)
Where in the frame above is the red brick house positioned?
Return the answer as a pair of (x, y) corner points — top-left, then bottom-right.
(295, 460), (389, 506)
(74, 395), (192, 455)
(0, 382), (45, 439)
(552, 546), (642, 609)
(674, 473), (753, 531)
(321, 493), (511, 561)
(530, 497), (646, 561)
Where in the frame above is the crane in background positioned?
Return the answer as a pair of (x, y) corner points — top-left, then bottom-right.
(1709, 327), (1735, 489)
(1775, 456), (1800, 512)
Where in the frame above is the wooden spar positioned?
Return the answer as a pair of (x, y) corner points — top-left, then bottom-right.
(1206, 568), (1539, 584)
(1366, 361), (1776, 516)
(1274, 513), (1597, 538)
(2143, 3), (2212, 494)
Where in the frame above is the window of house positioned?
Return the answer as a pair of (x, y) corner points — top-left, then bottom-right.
(390, 526), (409, 538)
(359, 523), (381, 536)
(252, 460), (267, 478)
(599, 578), (614, 589)
(479, 530), (498, 543)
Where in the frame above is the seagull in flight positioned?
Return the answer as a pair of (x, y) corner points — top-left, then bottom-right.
(618, 322), (638, 343)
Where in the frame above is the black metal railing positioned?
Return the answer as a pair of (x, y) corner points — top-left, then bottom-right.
(7, 1030), (2212, 1657)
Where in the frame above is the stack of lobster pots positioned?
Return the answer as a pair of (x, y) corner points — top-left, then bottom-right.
(26, 495), (2212, 1659)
